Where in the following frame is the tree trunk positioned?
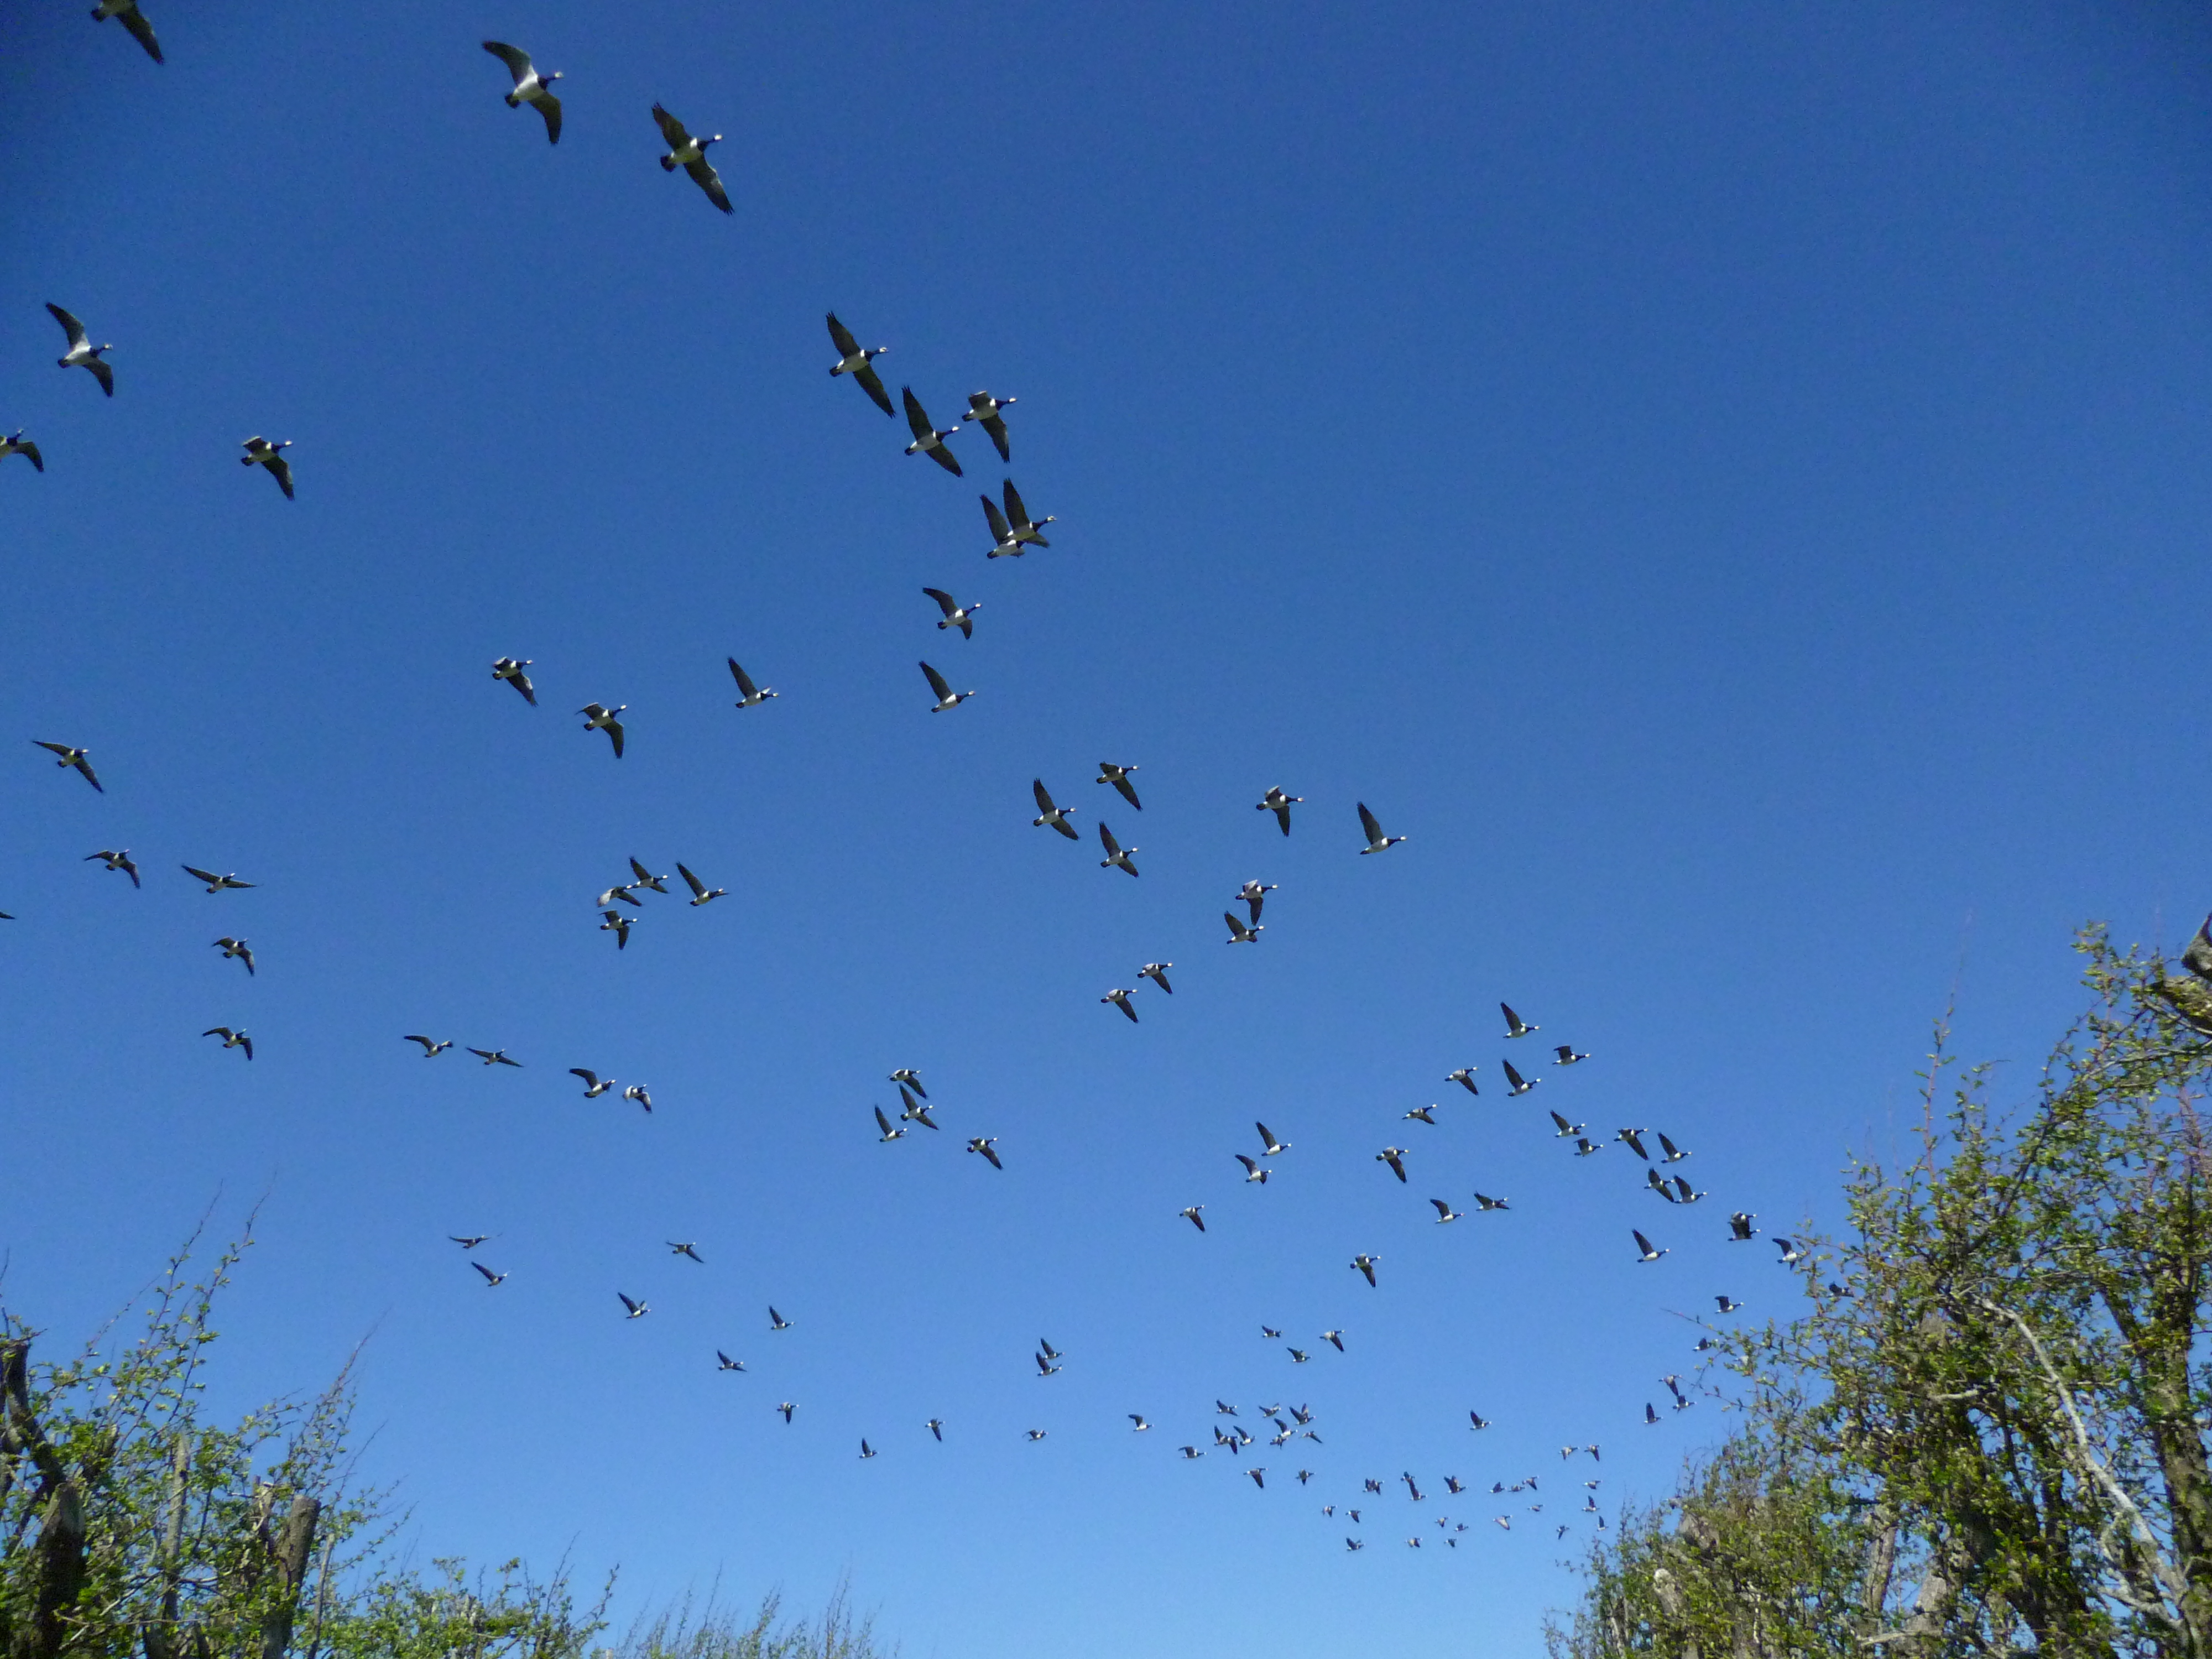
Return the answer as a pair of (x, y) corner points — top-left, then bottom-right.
(257, 1494), (320, 1659)
(17, 1479), (88, 1659)
(142, 1434), (192, 1659)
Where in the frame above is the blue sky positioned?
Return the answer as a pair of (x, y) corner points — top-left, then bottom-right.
(4, 1), (2210, 1653)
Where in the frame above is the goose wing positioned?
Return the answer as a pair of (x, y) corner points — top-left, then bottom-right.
(45, 304), (87, 350)
(9, 438), (43, 471)
(1032, 778), (1058, 815)
(534, 93), (562, 144)
(1358, 802), (1383, 843)
(85, 358), (114, 397)
(1108, 771), (1141, 809)
(482, 40), (534, 83)
(827, 312), (862, 358)
(686, 156), (734, 213)
(651, 102), (692, 149)
(570, 1068), (599, 1087)
(728, 657), (759, 698)
(1632, 1230), (1656, 1256)
(902, 387), (934, 441)
(116, 2), (164, 62)
(980, 494), (1012, 541)
(979, 413), (1010, 462)
(265, 453), (294, 499)
(853, 363), (894, 415)
(1097, 821), (1121, 856)
(920, 661), (953, 700)
(875, 1105), (896, 1138)
(925, 587), (959, 618)
(677, 863), (707, 899)
(1002, 479), (1032, 528)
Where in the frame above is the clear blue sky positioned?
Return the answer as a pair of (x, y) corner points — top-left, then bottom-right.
(4, 1), (2210, 1653)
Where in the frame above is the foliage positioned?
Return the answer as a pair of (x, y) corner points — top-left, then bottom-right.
(1548, 920), (2212, 1659)
(605, 1581), (890, 1659)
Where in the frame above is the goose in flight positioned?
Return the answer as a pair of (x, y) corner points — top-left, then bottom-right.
(980, 492), (1026, 559)
(1025, 1430), (1048, 1442)
(1350, 1254), (1380, 1287)
(1138, 962), (1173, 994)
(1468, 1410), (1490, 1430)
(924, 588), (979, 637)
(1645, 1167), (1678, 1202)
(728, 658), (776, 707)
(1102, 988), (1139, 1022)
(874, 1105), (907, 1141)
(1255, 1123), (1290, 1155)
(777, 1402), (796, 1422)
(492, 658), (536, 703)
(404, 1035), (452, 1057)
(623, 1084), (653, 1112)
(1503, 1060), (1538, 1097)
(1235, 880), (1275, 924)
(1473, 1191), (1509, 1211)
(594, 884), (640, 909)
(182, 866), (252, 893)
(1554, 1044), (1588, 1065)
(241, 437), (294, 499)
(1235, 1154), (1269, 1184)
(1040, 1339), (1062, 1360)
(1673, 1176), (1705, 1204)
(964, 392), (1015, 461)
(92, 0), (163, 61)
(1375, 1147), (1408, 1183)
(618, 1292), (649, 1319)
(769, 1307), (792, 1331)
(825, 314), (893, 414)
(902, 388), (962, 474)
(1658, 1131), (1689, 1163)
(598, 909), (632, 949)
(1035, 1352), (1062, 1376)
(213, 937), (254, 975)
(1616, 1128), (1650, 1160)
(1446, 1066), (1479, 1095)
(86, 849), (139, 886)
(450, 1234), (489, 1249)
(1180, 1205), (1206, 1232)
(1097, 821), (1139, 876)
(1322, 1331), (1344, 1352)
(482, 41), (560, 142)
(718, 1351), (745, 1371)
(570, 1068), (617, 1098)
(856, 1438), (878, 1460)
(1223, 911), (1262, 944)
(1632, 1229), (1668, 1264)
(472, 1262), (507, 1287)
(1644, 1403), (1661, 1426)
(1728, 1212), (1758, 1241)
(1000, 479), (1053, 548)
(35, 742), (102, 792)
(1, 431), (44, 472)
(1404, 1105), (1436, 1124)
(1256, 786), (1301, 835)
(1501, 1003), (1538, 1039)
(627, 858), (668, 895)
(1126, 1414), (1150, 1432)
(967, 1136), (1002, 1168)
(928, 1418), (944, 1440)
(898, 1087), (937, 1130)
(651, 104), (733, 212)
(46, 305), (113, 395)
(468, 1048), (522, 1067)
(202, 1026), (253, 1059)
(668, 1241), (703, 1262)
(1775, 1237), (1808, 1265)
(1355, 803), (1405, 854)
(576, 703), (625, 757)
(1548, 1109), (1584, 1139)
(1097, 762), (1141, 808)
(1430, 1199), (1463, 1223)
(1573, 1136), (1603, 1157)
(677, 863), (726, 906)
(920, 660), (974, 712)
(1031, 779), (1078, 839)
(1260, 1326), (1282, 1339)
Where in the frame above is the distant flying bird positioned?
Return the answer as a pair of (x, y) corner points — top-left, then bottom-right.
(202, 1026), (253, 1058)
(967, 1136), (1002, 1168)
(1728, 1212), (1758, 1241)
(1403, 1473), (1425, 1501)
(616, 1292), (649, 1319)
(652, 103), (733, 212)
(1375, 1147), (1408, 1183)
(1646, 1168), (1679, 1202)
(596, 884), (640, 910)
(776, 1402), (795, 1422)
(1000, 479), (1053, 547)
(1644, 1403), (1661, 1426)
(1323, 1330), (1344, 1352)
(1430, 1199), (1463, 1223)
(1031, 779), (1079, 839)
(492, 658), (536, 703)
(1658, 1132), (1689, 1163)
(769, 1307), (792, 1331)
(1034, 1352), (1061, 1377)
(35, 742), (102, 792)
(1776, 1238), (1808, 1265)
(1404, 1105), (1436, 1125)
(1573, 1136), (1603, 1157)
(623, 1084), (653, 1112)
(924, 588), (980, 638)
(472, 1262), (507, 1286)
(1468, 1411), (1490, 1430)
(1097, 762), (1141, 809)
(1102, 988), (1139, 1022)
(46, 305), (113, 396)
(1235, 1154), (1269, 1184)
(576, 703), (625, 757)
(1180, 1206), (1206, 1232)
(1025, 1430), (1048, 1442)
(890, 1068), (927, 1096)
(1632, 1230), (1668, 1264)
(920, 660), (974, 712)
(86, 849), (139, 887)
(182, 867), (252, 893)
(468, 1048), (522, 1067)
(675, 863), (725, 907)
(1, 431), (45, 472)
(1350, 1254), (1379, 1287)
(481, 41), (561, 142)
(902, 388), (962, 474)
(980, 492), (1026, 559)
(92, 0), (163, 61)
(1355, 803), (1405, 854)
(1345, 1538), (1363, 1552)
(1256, 1122), (1290, 1156)
(240, 437), (294, 499)
(1182, 1446), (1206, 1460)
(669, 1241), (703, 1262)
(1446, 1066), (1479, 1095)
(964, 392), (1016, 461)
(900, 1089), (938, 1130)
(728, 658), (777, 707)
(1548, 1110), (1584, 1139)
(1247, 1468), (1266, 1489)
(927, 1418), (944, 1440)
(598, 909), (632, 949)
(1473, 1191), (1509, 1211)
(627, 858), (668, 895)
(1097, 821), (1139, 876)
(1617, 1128), (1650, 1160)
(1555, 1044), (1589, 1065)
(1255, 786), (1302, 835)
(1673, 1176), (1705, 1203)
(1138, 962), (1173, 994)
(213, 937), (255, 975)
(1224, 911), (1263, 944)
(1501, 1003), (1538, 1038)
(404, 1035), (452, 1057)
(859, 1439), (877, 1460)
(1040, 1339), (1062, 1360)
(450, 1234), (491, 1249)
(718, 1352), (745, 1371)
(1715, 1295), (1743, 1314)
(1236, 880), (1276, 924)
(1503, 1060), (1538, 1097)
(826, 314), (894, 414)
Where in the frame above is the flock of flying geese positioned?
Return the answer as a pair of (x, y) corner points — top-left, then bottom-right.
(10, 9), (1830, 1561)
